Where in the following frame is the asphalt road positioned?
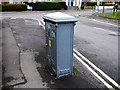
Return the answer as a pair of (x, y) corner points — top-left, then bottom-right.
(64, 10), (119, 85)
(60, 10), (119, 88)
(1, 10), (119, 89)
(74, 16), (119, 83)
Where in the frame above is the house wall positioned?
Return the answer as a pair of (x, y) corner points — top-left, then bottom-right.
(66, 0), (82, 9)
(96, 6), (114, 10)
(0, 0), (26, 4)
(0, 0), (69, 4)
(0, 0), (9, 4)
(0, 0), (52, 4)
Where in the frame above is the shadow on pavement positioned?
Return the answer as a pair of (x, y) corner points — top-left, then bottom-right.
(35, 44), (92, 89)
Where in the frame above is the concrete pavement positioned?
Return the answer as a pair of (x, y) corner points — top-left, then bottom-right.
(14, 52), (47, 88)
(0, 18), (2, 90)
(2, 19), (25, 87)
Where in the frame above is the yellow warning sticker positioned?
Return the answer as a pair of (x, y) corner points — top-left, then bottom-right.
(49, 40), (51, 47)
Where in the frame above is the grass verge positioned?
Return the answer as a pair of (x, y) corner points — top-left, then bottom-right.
(96, 12), (120, 20)
(73, 66), (79, 73)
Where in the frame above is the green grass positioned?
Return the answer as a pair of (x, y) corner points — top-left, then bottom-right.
(97, 12), (120, 20)
(73, 66), (79, 73)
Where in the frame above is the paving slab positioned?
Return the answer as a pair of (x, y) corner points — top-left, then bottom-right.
(14, 51), (47, 88)
(2, 19), (25, 87)
(0, 18), (2, 90)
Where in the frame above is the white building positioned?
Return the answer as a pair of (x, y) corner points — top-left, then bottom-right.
(0, 0), (53, 4)
(0, 0), (26, 4)
(65, 0), (82, 8)
(0, 0), (97, 8)
(0, 0), (82, 5)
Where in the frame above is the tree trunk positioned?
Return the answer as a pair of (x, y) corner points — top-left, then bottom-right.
(113, 6), (115, 16)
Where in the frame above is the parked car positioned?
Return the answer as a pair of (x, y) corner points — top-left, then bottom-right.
(27, 5), (32, 11)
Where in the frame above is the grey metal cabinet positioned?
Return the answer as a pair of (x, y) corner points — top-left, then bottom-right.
(43, 12), (78, 78)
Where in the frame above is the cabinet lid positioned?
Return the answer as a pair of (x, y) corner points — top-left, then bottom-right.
(43, 12), (78, 23)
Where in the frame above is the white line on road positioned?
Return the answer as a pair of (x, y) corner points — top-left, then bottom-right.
(73, 48), (120, 89)
(35, 19), (45, 30)
(36, 19), (42, 26)
(73, 53), (114, 89)
(93, 27), (118, 35)
(11, 17), (17, 19)
(89, 19), (119, 27)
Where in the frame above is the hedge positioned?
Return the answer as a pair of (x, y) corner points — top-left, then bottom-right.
(1, 4), (27, 11)
(36, 2), (62, 10)
(58, 2), (67, 10)
(86, 2), (97, 6)
(36, 2), (67, 10)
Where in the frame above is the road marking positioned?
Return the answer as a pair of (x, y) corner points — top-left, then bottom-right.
(73, 48), (120, 89)
(73, 53), (114, 89)
(11, 17), (17, 19)
(35, 19), (45, 30)
(11, 17), (24, 19)
(76, 14), (79, 16)
(93, 27), (118, 35)
(78, 16), (119, 27)
(88, 19), (119, 27)
(35, 19), (42, 26)
(11, 17), (43, 26)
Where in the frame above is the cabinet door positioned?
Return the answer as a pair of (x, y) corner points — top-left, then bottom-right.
(46, 22), (57, 73)
(50, 26), (56, 72)
(45, 22), (50, 66)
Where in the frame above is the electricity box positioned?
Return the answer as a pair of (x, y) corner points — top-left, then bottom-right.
(43, 12), (78, 78)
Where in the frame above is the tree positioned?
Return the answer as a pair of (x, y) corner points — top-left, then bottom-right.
(113, 3), (118, 15)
